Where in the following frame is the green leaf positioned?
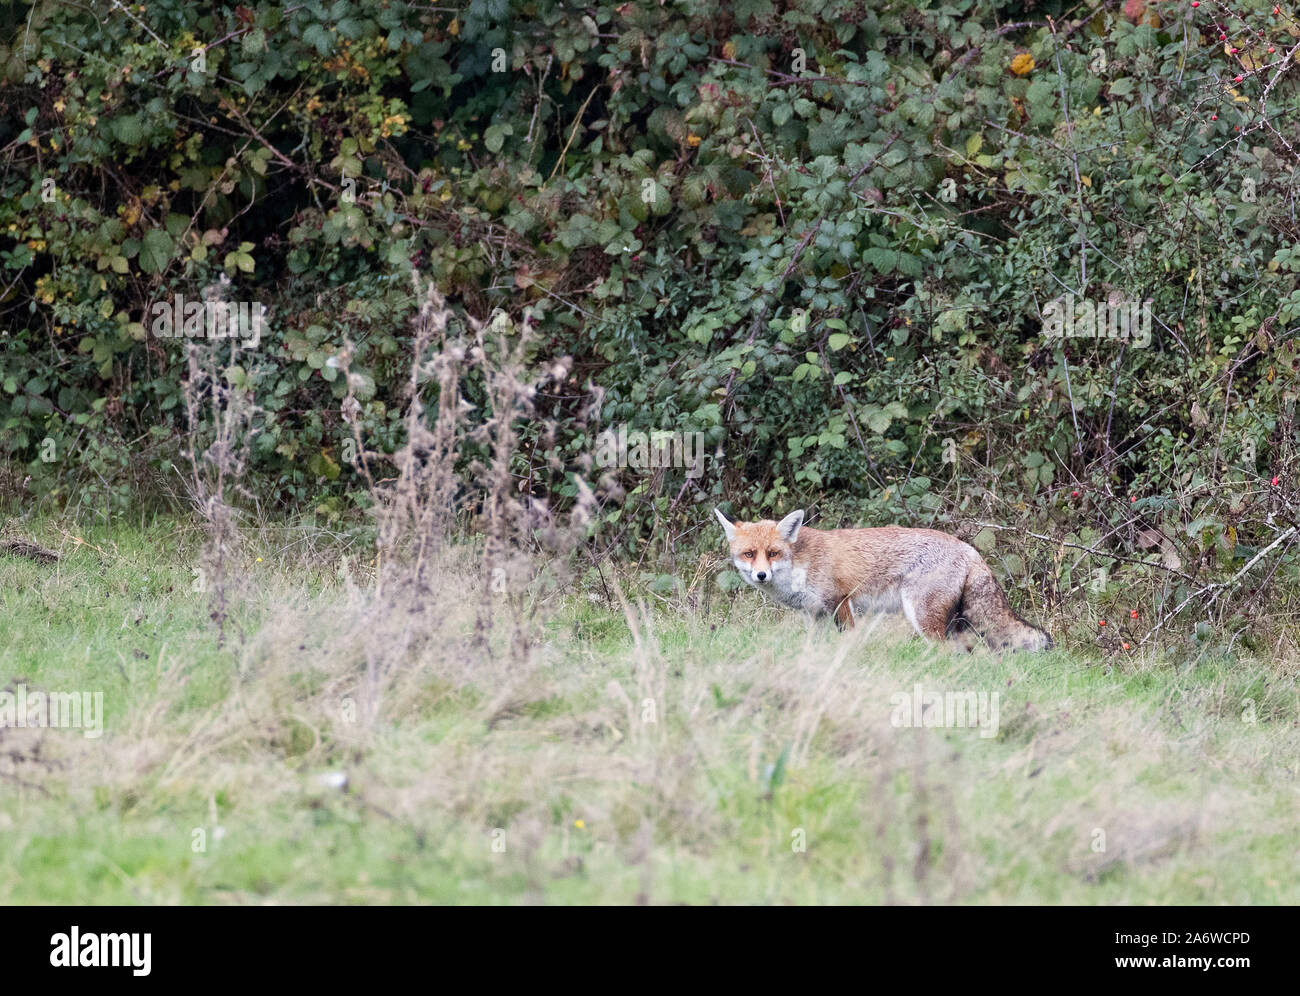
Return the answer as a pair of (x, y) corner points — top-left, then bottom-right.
(111, 114), (144, 146)
(484, 123), (513, 153)
(863, 247), (898, 273)
(138, 230), (175, 274)
(867, 408), (892, 433)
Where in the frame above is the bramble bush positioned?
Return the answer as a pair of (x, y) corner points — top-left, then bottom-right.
(5, 0), (1300, 649)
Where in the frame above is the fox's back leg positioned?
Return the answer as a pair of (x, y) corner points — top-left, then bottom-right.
(899, 580), (963, 643)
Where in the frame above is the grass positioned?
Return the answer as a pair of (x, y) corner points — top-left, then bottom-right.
(2, 514), (1299, 904)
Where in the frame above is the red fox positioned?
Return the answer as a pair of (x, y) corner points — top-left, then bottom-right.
(714, 508), (1052, 651)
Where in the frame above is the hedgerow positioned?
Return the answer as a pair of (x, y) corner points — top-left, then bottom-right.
(5, 0), (1300, 646)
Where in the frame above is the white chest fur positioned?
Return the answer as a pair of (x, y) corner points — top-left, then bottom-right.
(767, 562), (826, 612)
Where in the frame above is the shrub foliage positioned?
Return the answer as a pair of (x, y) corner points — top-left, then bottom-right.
(5, 0), (1300, 644)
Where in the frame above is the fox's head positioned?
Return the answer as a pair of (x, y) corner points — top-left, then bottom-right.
(713, 508), (804, 588)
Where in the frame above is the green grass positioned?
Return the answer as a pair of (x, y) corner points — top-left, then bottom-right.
(2, 515), (1299, 904)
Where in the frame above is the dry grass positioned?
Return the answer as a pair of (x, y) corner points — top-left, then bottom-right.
(3, 518), (1299, 903)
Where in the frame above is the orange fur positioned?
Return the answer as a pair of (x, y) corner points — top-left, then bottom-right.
(715, 508), (1052, 652)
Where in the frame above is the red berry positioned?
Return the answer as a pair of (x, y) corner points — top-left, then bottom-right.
(1272, 476), (1280, 486)
(1220, 32), (1227, 39)
(1130, 610), (1138, 618)
(1131, 496), (1137, 503)
(1100, 620), (1107, 627)
(1270, 47), (1277, 53)
(1122, 642), (1131, 650)
(1231, 48), (1239, 55)
(1235, 74), (1244, 81)
(1191, 1), (1199, 6)
(1211, 114), (1218, 120)
(1071, 490), (1079, 498)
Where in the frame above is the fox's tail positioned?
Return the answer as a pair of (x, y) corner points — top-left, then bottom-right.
(958, 560), (1053, 652)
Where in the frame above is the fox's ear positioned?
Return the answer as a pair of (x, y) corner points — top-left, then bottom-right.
(777, 509), (804, 543)
(713, 507), (736, 542)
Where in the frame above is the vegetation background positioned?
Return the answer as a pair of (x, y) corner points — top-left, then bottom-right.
(3, 0), (1300, 904)
(7, 0), (1300, 651)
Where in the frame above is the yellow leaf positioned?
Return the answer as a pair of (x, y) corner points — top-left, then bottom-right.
(1080, 175), (1092, 187)
(1010, 53), (1035, 76)
(449, 18), (459, 37)
(722, 41), (736, 60)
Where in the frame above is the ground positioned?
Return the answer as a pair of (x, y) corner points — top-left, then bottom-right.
(1, 516), (1298, 904)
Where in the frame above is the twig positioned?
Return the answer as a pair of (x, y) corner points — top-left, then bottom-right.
(1139, 525), (1299, 647)
(547, 83), (599, 182)
(971, 522), (1197, 582)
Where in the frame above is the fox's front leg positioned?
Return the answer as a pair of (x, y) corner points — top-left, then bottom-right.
(834, 597), (855, 631)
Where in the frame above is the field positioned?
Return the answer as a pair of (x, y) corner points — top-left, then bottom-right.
(2, 516), (1298, 905)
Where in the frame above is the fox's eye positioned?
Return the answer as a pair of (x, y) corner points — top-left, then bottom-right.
(767, 550), (780, 560)
(742, 551), (756, 559)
